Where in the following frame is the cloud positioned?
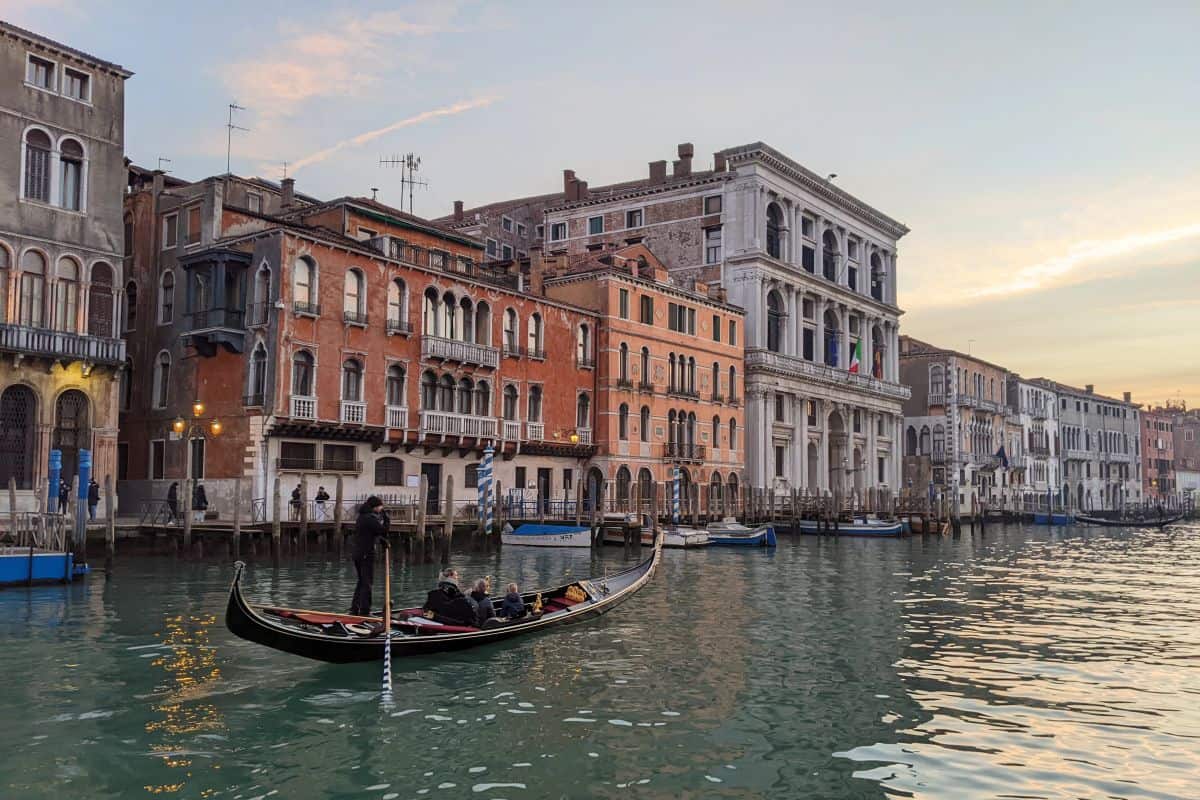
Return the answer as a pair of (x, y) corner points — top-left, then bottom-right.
(286, 95), (501, 174)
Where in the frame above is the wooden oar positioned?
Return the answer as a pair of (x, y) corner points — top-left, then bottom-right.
(381, 544), (393, 695)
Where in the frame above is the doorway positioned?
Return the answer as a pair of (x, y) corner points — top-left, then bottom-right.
(421, 463), (442, 514)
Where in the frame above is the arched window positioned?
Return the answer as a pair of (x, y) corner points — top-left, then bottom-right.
(153, 351), (171, 408)
(0, 244), (10, 322)
(59, 138), (84, 211)
(459, 297), (475, 343)
(386, 364), (406, 407)
(55, 257), (79, 332)
(766, 289), (783, 352)
(0, 385), (37, 489)
(729, 418), (738, 451)
(124, 281), (137, 331)
(919, 425), (931, 455)
(930, 364), (943, 397)
(527, 312), (543, 356)
(248, 341), (267, 402)
(158, 270), (174, 324)
(343, 269), (365, 321)
(640, 347), (650, 385)
(577, 393), (591, 429)
(619, 343), (629, 382)
(638, 468), (654, 503)
(668, 353), (677, 391)
(441, 291), (458, 339)
(728, 365), (737, 400)
(293, 257), (316, 310)
(618, 403), (629, 440)
(905, 425), (917, 456)
(640, 406), (651, 442)
(19, 250), (46, 327)
(292, 350), (314, 396)
(503, 307), (518, 350)
(375, 457), (404, 486)
(119, 358), (133, 410)
(870, 252), (885, 302)
(423, 288), (439, 335)
(474, 380), (491, 416)
(387, 278), (406, 328)
(766, 202), (783, 259)
(341, 359), (363, 401)
(577, 323), (591, 364)
(822, 230), (839, 281)
(933, 424), (945, 453)
(667, 410), (678, 444)
(420, 370), (437, 409)
(23, 129), (51, 202)
(474, 301), (491, 345)
(688, 357), (696, 393)
(712, 415), (721, 448)
(712, 362), (720, 399)
(438, 374), (455, 411)
(528, 385), (543, 422)
(88, 261), (113, 337)
(457, 377), (474, 414)
(503, 384), (518, 421)
(616, 466), (631, 503)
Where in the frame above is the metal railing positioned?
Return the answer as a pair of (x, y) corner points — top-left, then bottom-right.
(246, 301), (271, 327)
(616, 378), (634, 390)
(243, 392), (264, 407)
(188, 307), (245, 330)
(667, 387), (700, 400)
(292, 300), (321, 316)
(343, 310), (369, 326)
(662, 442), (707, 462)
(419, 409), (498, 438)
(275, 457), (363, 473)
(637, 381), (655, 394)
(0, 323), (124, 366)
(421, 335), (500, 368)
(290, 395), (316, 419)
(386, 405), (408, 429)
(386, 317), (414, 335)
(577, 355), (595, 369)
(340, 400), (366, 424)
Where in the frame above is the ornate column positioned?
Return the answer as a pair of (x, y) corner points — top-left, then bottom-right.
(818, 400), (829, 492)
(867, 410), (877, 488)
(761, 389), (772, 487)
(797, 395), (809, 490)
(784, 285), (797, 356)
(815, 296), (826, 366)
(745, 385), (762, 489)
(759, 276), (770, 350)
(815, 219), (825, 277)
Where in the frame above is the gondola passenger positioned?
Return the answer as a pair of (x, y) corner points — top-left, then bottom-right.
(422, 568), (478, 626)
(470, 578), (495, 627)
(498, 582), (526, 620)
(349, 496), (390, 616)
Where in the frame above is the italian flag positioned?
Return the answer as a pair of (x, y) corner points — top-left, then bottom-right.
(849, 340), (862, 374)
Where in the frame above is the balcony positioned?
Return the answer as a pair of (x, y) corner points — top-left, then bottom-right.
(275, 456), (362, 473)
(616, 378), (634, 391)
(387, 317), (413, 335)
(421, 335), (499, 369)
(931, 451), (950, 464)
(419, 409), (498, 439)
(637, 381), (655, 394)
(502, 341), (522, 359)
(343, 310), (369, 326)
(743, 349), (911, 401)
(185, 307), (246, 354)
(576, 428), (592, 445)
(386, 405), (408, 429)
(712, 393), (724, 403)
(667, 387), (701, 400)
(663, 442), (707, 463)
(1065, 448), (1090, 461)
(729, 394), (740, 407)
(502, 420), (521, 441)
(526, 421), (545, 440)
(929, 393), (946, 406)
(243, 392), (264, 407)
(577, 355), (595, 369)
(1030, 445), (1051, 458)
(246, 301), (271, 327)
(340, 400), (366, 424)
(293, 300), (321, 317)
(290, 395), (317, 420)
(0, 323), (124, 367)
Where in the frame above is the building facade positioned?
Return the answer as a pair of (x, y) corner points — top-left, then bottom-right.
(1172, 407), (1199, 508)
(542, 244), (745, 507)
(1141, 407), (1176, 506)
(1005, 377), (1061, 510)
(120, 175), (599, 516)
(0, 23), (130, 508)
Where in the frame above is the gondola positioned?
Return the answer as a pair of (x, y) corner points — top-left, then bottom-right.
(1075, 513), (1183, 529)
(225, 536), (663, 664)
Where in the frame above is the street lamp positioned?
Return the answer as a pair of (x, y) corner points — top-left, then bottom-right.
(175, 401), (223, 547)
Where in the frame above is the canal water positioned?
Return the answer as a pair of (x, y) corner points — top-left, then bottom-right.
(2, 522), (1198, 799)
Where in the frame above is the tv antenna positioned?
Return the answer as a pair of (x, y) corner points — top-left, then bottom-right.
(157, 156), (172, 173)
(379, 153), (428, 214)
(226, 102), (249, 174)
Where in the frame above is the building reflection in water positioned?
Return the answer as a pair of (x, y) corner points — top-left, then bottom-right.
(143, 612), (225, 795)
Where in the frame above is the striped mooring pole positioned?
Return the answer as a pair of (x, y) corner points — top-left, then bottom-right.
(481, 445), (495, 533)
(672, 466), (681, 526)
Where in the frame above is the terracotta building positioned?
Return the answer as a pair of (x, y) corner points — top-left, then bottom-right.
(1142, 406), (1175, 506)
(0, 23), (131, 508)
(541, 244), (746, 506)
(119, 171), (598, 516)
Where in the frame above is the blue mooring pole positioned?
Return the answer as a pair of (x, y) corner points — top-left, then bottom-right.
(48, 449), (62, 513)
(74, 449), (91, 559)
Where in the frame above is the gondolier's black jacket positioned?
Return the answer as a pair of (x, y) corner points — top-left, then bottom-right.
(352, 508), (390, 558)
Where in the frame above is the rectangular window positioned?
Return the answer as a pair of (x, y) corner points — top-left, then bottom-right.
(712, 314), (721, 342)
(640, 295), (654, 324)
(728, 320), (737, 346)
(705, 227), (722, 264)
(323, 444), (357, 472)
(502, 216), (514, 232)
(26, 54), (55, 90)
(550, 223), (566, 241)
(807, 401), (817, 426)
(588, 216), (604, 235)
(117, 443), (129, 482)
(536, 224), (545, 239)
(704, 195), (722, 215)
(619, 288), (630, 319)
(61, 67), (90, 102)
(668, 303), (678, 331)
(801, 216), (814, 238)
(847, 239), (859, 260)
(465, 463), (479, 488)
(246, 192), (262, 213)
(502, 244), (513, 260)
(357, 227), (377, 241)
(486, 238), (498, 257)
(517, 223), (527, 238)
(775, 445), (785, 477)
(803, 327), (815, 360)
(688, 308), (696, 335)
(515, 466), (527, 489)
(774, 395), (785, 422)
(563, 468), (573, 490)
(801, 246), (815, 273)
(190, 438), (206, 480)
(162, 214), (178, 249)
(626, 209), (643, 228)
(150, 440), (165, 481)
(185, 205), (202, 245)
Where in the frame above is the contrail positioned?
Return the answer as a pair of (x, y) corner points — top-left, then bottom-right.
(290, 95), (500, 173)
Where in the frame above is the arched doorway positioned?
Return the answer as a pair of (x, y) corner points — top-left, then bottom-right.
(807, 441), (820, 491)
(585, 467), (604, 511)
(853, 445), (864, 493)
(0, 385), (36, 489)
(828, 410), (847, 493)
(53, 389), (90, 483)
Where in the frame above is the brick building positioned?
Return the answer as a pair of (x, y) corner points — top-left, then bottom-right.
(119, 171), (598, 516)
(1142, 406), (1176, 506)
(0, 23), (131, 508)
(1171, 406), (1199, 505)
(541, 244), (745, 506)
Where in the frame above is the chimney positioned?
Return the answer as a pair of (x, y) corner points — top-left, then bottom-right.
(1123, 391), (1132, 403)
(453, 200), (464, 222)
(528, 245), (546, 296)
(649, 160), (667, 185)
(1085, 384), (1094, 394)
(576, 180), (589, 201)
(563, 169), (577, 201)
(673, 142), (694, 178)
(281, 177), (295, 209)
(713, 151), (727, 172)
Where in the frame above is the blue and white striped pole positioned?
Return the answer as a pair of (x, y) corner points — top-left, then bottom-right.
(482, 445), (495, 534)
(672, 467), (681, 526)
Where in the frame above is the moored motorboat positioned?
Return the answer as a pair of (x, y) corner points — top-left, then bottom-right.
(705, 518), (776, 547)
(662, 526), (710, 548)
(501, 523), (591, 548)
(1075, 513), (1182, 528)
(225, 537), (663, 664)
(1033, 512), (1074, 525)
(794, 518), (903, 537)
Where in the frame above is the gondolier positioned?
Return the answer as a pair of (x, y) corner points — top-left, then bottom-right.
(350, 496), (390, 616)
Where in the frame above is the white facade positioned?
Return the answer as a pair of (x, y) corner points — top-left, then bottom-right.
(1009, 378), (1060, 509)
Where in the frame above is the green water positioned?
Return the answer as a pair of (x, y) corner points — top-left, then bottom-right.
(2, 523), (1199, 799)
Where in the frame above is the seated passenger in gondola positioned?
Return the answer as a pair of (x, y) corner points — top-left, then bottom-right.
(422, 568), (479, 626)
(470, 578), (496, 627)
(498, 582), (526, 620)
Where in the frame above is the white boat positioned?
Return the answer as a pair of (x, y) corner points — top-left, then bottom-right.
(501, 523), (591, 548)
(794, 517), (903, 537)
(706, 518), (777, 547)
(662, 526), (710, 548)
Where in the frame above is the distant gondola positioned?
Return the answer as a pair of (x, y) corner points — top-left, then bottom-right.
(1075, 514), (1183, 529)
(225, 536), (662, 664)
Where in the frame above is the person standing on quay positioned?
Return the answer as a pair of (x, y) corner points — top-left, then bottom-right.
(315, 486), (330, 521)
(58, 481), (71, 515)
(166, 482), (179, 524)
(192, 483), (208, 523)
(87, 477), (100, 520)
(350, 496), (390, 616)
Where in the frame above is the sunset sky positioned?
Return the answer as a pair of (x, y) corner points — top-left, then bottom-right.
(11, 0), (1198, 406)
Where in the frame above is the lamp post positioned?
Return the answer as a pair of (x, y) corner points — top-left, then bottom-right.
(173, 401), (222, 549)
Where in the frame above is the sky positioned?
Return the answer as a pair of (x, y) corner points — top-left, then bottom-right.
(8, 0), (1199, 407)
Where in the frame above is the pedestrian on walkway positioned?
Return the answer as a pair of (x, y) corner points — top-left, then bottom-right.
(87, 478), (100, 520)
(192, 483), (209, 523)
